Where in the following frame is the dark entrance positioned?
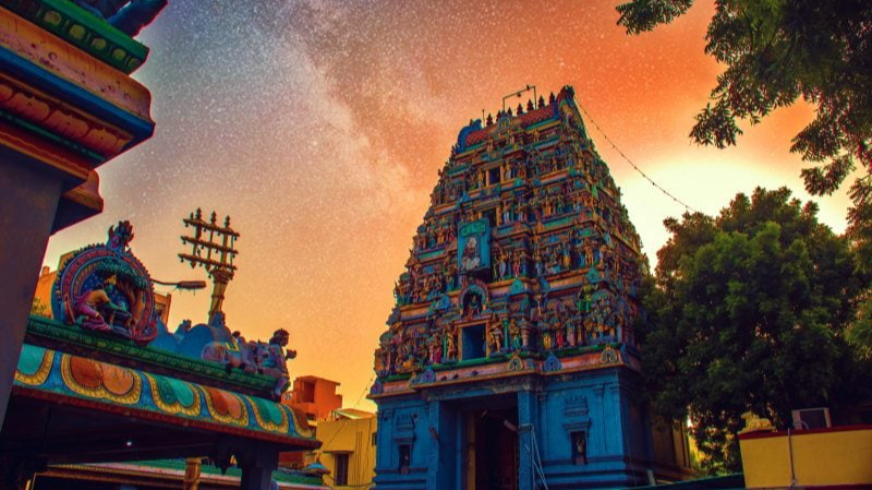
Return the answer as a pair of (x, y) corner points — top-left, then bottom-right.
(464, 406), (519, 490)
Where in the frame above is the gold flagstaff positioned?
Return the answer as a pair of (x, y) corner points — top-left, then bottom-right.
(179, 208), (240, 323)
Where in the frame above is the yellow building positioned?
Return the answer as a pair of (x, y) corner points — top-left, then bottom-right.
(739, 425), (872, 489)
(315, 409), (377, 489)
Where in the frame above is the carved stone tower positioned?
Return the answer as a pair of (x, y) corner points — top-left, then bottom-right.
(371, 87), (691, 489)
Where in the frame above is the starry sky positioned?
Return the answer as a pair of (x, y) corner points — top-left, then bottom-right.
(43, 0), (855, 410)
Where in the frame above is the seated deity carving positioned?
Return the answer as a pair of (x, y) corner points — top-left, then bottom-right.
(73, 274), (134, 333)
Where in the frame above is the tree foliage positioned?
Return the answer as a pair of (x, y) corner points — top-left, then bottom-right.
(616, 0), (872, 259)
(638, 188), (868, 472)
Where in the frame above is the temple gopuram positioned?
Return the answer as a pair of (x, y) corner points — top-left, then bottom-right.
(371, 86), (691, 489)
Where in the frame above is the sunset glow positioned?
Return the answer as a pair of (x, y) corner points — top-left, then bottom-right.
(42, 0), (854, 410)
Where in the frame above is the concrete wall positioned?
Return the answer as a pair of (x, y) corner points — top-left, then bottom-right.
(316, 416), (377, 489)
(373, 367), (678, 489)
(740, 425), (872, 489)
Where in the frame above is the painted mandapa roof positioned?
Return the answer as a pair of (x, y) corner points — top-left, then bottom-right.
(14, 343), (317, 447)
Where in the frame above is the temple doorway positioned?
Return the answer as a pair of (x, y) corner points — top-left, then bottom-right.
(464, 406), (519, 490)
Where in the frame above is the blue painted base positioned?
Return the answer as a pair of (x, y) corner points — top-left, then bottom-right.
(373, 365), (690, 489)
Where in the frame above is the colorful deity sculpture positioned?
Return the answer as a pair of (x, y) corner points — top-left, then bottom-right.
(372, 85), (643, 375)
(53, 222), (158, 344)
(73, 274), (131, 332)
(257, 329), (295, 398)
(487, 315), (504, 355)
(370, 87), (660, 488)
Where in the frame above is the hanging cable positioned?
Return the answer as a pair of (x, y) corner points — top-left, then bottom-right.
(320, 374), (377, 452)
(576, 101), (699, 214)
(531, 425), (549, 490)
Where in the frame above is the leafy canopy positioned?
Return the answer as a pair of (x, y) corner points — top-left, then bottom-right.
(616, 0), (872, 254)
(638, 187), (867, 472)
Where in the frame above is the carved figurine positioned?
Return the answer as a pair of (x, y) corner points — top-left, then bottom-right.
(574, 432), (588, 465)
(512, 250), (522, 278)
(509, 318), (521, 351)
(583, 239), (594, 268)
(566, 314), (576, 347)
(739, 411), (775, 434)
(554, 314), (565, 349)
(598, 243), (608, 270)
(487, 315), (504, 355)
(258, 329), (295, 399)
(444, 325), (458, 362)
(466, 293), (482, 317)
(73, 274), (132, 332)
(426, 334), (443, 365)
(561, 242), (572, 270)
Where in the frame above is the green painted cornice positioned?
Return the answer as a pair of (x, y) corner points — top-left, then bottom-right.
(25, 315), (279, 398)
(0, 0), (149, 73)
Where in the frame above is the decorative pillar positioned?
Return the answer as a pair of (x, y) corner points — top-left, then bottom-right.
(517, 390), (540, 490)
(425, 400), (457, 490)
(593, 384), (606, 454)
(0, 0), (162, 429)
(607, 383), (623, 456)
(0, 157), (62, 431)
(183, 457), (202, 490)
(238, 445), (279, 490)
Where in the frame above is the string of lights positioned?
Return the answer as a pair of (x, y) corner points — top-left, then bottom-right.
(575, 101), (699, 214)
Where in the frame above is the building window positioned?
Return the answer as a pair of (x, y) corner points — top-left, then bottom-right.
(335, 453), (349, 486)
(482, 208), (497, 228)
(372, 431), (377, 446)
(398, 444), (411, 474)
(571, 431), (587, 465)
(488, 167), (500, 186)
(461, 324), (486, 360)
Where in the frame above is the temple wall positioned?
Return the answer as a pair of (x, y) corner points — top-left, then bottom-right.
(374, 366), (665, 489)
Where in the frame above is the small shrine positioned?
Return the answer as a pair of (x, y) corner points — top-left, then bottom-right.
(1, 217), (318, 489)
(370, 87), (691, 489)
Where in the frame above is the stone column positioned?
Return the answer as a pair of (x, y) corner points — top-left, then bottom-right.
(593, 384), (606, 454)
(183, 457), (202, 490)
(608, 383), (624, 457)
(425, 400), (457, 489)
(238, 445), (279, 490)
(0, 3), (159, 430)
(0, 157), (63, 430)
(517, 390), (540, 490)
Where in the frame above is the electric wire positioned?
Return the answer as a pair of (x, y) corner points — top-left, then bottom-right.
(531, 425), (549, 489)
(576, 101), (699, 214)
(316, 374), (377, 489)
